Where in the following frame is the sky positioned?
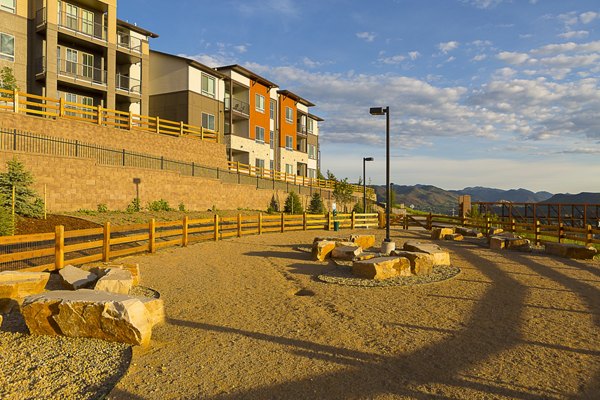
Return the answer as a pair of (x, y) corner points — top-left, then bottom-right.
(118, 0), (600, 194)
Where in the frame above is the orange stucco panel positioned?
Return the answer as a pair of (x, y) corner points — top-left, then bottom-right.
(279, 95), (296, 149)
(249, 80), (271, 142)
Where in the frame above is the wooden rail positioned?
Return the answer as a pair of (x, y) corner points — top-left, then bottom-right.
(1, 212), (379, 272)
(0, 88), (219, 143)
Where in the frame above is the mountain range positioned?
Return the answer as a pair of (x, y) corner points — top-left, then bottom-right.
(371, 185), (599, 214)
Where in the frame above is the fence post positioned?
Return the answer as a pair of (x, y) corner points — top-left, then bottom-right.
(351, 211), (356, 229)
(511, 219), (516, 233)
(59, 97), (65, 117)
(427, 213), (432, 230)
(214, 214), (219, 241)
(122, 149), (126, 166)
(558, 223), (564, 243)
(403, 214), (408, 230)
(97, 105), (102, 125)
(378, 211), (385, 229)
(13, 89), (19, 114)
(281, 212), (285, 233)
(534, 220), (540, 246)
(237, 213), (242, 237)
(258, 213), (263, 235)
(149, 218), (156, 253)
(201, 127), (204, 141)
(156, 116), (160, 134)
(303, 212), (307, 231)
(128, 112), (133, 130)
(179, 121), (184, 136)
(55, 225), (64, 270)
(328, 212), (332, 231)
(182, 216), (189, 247)
(586, 224), (593, 245)
(485, 217), (491, 236)
(102, 222), (111, 261)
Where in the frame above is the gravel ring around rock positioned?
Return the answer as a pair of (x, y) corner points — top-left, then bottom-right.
(0, 286), (160, 400)
(318, 263), (461, 287)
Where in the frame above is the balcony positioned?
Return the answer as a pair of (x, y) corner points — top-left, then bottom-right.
(225, 97), (250, 117)
(117, 32), (143, 54)
(36, 8), (107, 42)
(297, 123), (307, 135)
(116, 74), (142, 95)
(57, 58), (107, 86)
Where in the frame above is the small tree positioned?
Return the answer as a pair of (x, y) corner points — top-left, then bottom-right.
(333, 178), (354, 212)
(0, 158), (44, 218)
(284, 191), (303, 214)
(308, 192), (325, 214)
(267, 194), (279, 213)
(0, 195), (14, 235)
(352, 202), (363, 213)
(0, 66), (18, 91)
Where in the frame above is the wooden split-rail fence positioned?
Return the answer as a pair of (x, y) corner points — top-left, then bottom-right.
(0, 212), (379, 273)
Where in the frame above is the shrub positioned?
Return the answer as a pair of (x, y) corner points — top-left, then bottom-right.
(284, 191), (303, 214)
(126, 198), (141, 213)
(352, 202), (364, 213)
(266, 194), (279, 214)
(0, 197), (14, 236)
(147, 199), (172, 212)
(0, 157), (44, 218)
(308, 192), (325, 214)
(97, 203), (108, 213)
(178, 202), (186, 212)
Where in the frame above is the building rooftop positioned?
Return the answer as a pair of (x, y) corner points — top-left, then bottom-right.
(216, 64), (278, 89)
(277, 90), (315, 107)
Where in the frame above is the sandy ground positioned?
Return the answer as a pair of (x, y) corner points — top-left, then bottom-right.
(107, 228), (600, 400)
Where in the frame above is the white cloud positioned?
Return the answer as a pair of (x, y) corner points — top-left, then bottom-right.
(183, 53), (235, 68)
(472, 54), (487, 61)
(438, 41), (459, 53)
(234, 0), (299, 17)
(497, 51), (530, 65)
(580, 11), (599, 24)
(356, 31), (376, 42)
(379, 54), (406, 65)
(408, 51), (421, 60)
(301, 57), (323, 68)
(233, 45), (248, 53)
(463, 0), (504, 9)
(558, 30), (589, 39)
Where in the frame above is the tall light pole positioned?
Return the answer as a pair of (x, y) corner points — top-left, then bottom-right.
(370, 106), (394, 251)
(363, 157), (374, 214)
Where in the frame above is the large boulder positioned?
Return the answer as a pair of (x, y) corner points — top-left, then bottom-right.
(83, 262), (141, 286)
(392, 250), (434, 275)
(431, 227), (454, 240)
(403, 241), (451, 266)
(352, 257), (409, 280)
(490, 235), (530, 251)
(312, 240), (337, 262)
(59, 265), (98, 290)
(456, 227), (483, 238)
(445, 233), (464, 241)
(545, 243), (598, 260)
(94, 268), (133, 295)
(332, 245), (363, 261)
(21, 289), (158, 346)
(0, 271), (50, 313)
(349, 234), (376, 250)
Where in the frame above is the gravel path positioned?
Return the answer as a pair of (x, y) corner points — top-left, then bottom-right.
(2, 228), (599, 399)
(105, 228), (599, 399)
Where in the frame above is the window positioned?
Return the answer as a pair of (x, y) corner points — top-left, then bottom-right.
(255, 126), (265, 143)
(81, 96), (94, 119)
(269, 130), (275, 149)
(270, 100), (275, 120)
(307, 118), (314, 133)
(66, 48), (78, 74)
(285, 107), (293, 123)
(255, 159), (265, 169)
(270, 160), (274, 171)
(202, 113), (215, 131)
(201, 74), (215, 98)
(308, 169), (316, 179)
(285, 164), (294, 175)
(65, 3), (78, 30)
(65, 92), (77, 116)
(308, 144), (317, 160)
(285, 135), (293, 150)
(0, 32), (14, 61)
(0, 0), (15, 13)
(82, 53), (93, 79)
(255, 94), (265, 112)
(82, 9), (94, 35)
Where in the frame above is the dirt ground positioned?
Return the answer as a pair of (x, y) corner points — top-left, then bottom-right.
(105, 228), (600, 400)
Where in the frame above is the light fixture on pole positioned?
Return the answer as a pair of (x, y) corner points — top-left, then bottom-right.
(369, 106), (394, 253)
(363, 157), (374, 214)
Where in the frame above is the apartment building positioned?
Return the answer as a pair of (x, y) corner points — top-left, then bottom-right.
(0, 0), (157, 115)
(148, 50), (226, 141)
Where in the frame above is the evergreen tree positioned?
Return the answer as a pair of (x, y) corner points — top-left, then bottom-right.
(267, 194), (279, 213)
(284, 191), (303, 214)
(0, 158), (44, 218)
(0, 195), (14, 235)
(308, 192), (325, 214)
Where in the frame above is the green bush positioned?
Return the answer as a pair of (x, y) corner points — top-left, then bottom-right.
(0, 158), (44, 218)
(266, 195), (279, 214)
(0, 197), (14, 236)
(147, 199), (172, 212)
(284, 191), (303, 214)
(178, 202), (186, 212)
(97, 203), (108, 213)
(126, 198), (141, 213)
(352, 202), (364, 213)
(308, 192), (325, 214)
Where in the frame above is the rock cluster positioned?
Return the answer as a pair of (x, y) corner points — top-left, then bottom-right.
(311, 235), (451, 281)
(544, 242), (597, 259)
(431, 226), (471, 241)
(489, 232), (531, 251)
(1, 262), (164, 346)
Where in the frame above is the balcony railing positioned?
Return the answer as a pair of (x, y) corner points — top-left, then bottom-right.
(57, 58), (107, 86)
(116, 74), (142, 95)
(224, 97), (250, 116)
(117, 32), (143, 54)
(297, 123), (307, 135)
(35, 8), (107, 42)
